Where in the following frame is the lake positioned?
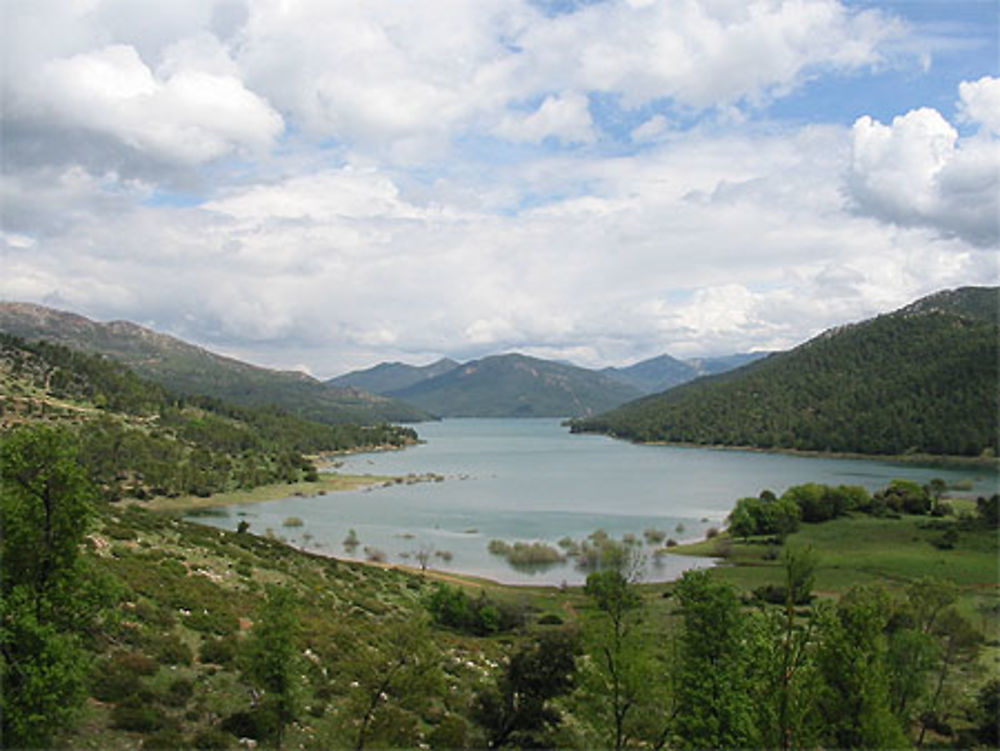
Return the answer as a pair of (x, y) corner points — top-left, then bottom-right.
(189, 418), (998, 586)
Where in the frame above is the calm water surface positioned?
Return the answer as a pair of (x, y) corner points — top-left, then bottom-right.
(191, 419), (998, 586)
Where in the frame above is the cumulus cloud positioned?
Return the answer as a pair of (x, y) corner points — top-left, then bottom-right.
(26, 43), (283, 164)
(958, 76), (1000, 135)
(0, 1), (993, 375)
(848, 91), (1000, 246)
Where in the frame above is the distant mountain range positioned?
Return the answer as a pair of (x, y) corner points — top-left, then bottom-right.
(328, 350), (765, 417)
(599, 352), (768, 394)
(329, 358), (460, 394)
(0, 303), (431, 424)
(382, 353), (645, 418)
(571, 286), (999, 458)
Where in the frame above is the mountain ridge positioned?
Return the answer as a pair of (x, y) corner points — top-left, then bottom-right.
(0, 302), (431, 424)
(385, 352), (644, 418)
(571, 286), (999, 458)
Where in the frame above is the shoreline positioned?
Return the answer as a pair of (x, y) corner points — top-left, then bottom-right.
(582, 433), (999, 470)
(132, 472), (393, 513)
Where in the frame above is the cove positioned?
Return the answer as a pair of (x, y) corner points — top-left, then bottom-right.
(189, 418), (997, 586)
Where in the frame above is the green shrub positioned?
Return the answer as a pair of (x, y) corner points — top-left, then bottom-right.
(91, 650), (159, 702)
(192, 727), (233, 749)
(148, 632), (193, 666)
(199, 635), (238, 667)
(141, 729), (186, 749)
(426, 584), (524, 636)
(111, 699), (170, 733)
(162, 677), (195, 708)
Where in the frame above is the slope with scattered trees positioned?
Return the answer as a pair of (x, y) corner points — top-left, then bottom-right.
(0, 334), (416, 501)
(0, 302), (432, 424)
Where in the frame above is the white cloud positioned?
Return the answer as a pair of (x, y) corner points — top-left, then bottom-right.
(25, 43), (283, 164)
(848, 94), (1000, 246)
(0, 1), (993, 376)
(494, 92), (596, 144)
(958, 76), (1000, 135)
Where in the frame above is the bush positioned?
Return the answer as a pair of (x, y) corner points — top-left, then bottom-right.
(488, 539), (512, 556)
(162, 677), (195, 707)
(91, 651), (158, 702)
(426, 584), (524, 636)
(199, 635), (239, 667)
(506, 542), (563, 566)
(753, 584), (812, 606)
(111, 699), (170, 733)
(148, 632), (193, 666)
(142, 729), (186, 749)
(192, 727), (232, 749)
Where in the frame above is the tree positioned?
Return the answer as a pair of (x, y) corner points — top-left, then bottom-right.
(473, 629), (579, 748)
(751, 546), (821, 750)
(341, 618), (443, 751)
(1, 425), (93, 614)
(916, 607), (982, 746)
(0, 425), (111, 748)
(242, 584), (303, 749)
(814, 586), (908, 748)
(971, 678), (1000, 747)
(672, 570), (757, 749)
(579, 544), (659, 750)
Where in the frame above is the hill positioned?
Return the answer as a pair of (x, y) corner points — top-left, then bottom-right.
(386, 353), (644, 417)
(0, 302), (431, 424)
(571, 287), (999, 457)
(328, 358), (460, 393)
(0, 333), (416, 501)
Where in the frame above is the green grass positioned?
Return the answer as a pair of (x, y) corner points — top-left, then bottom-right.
(673, 513), (997, 592)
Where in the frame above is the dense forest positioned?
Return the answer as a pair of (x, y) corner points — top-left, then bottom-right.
(572, 289), (999, 457)
(1, 421), (997, 749)
(0, 334), (416, 500)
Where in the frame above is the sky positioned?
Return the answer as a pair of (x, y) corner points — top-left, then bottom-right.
(1, 0), (997, 379)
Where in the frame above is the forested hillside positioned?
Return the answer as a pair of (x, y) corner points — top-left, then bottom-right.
(0, 334), (416, 500)
(572, 287), (999, 457)
(0, 302), (431, 424)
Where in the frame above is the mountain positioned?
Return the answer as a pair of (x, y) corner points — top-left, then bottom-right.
(602, 351), (770, 394)
(896, 285), (998, 323)
(601, 354), (697, 393)
(571, 287), (999, 457)
(328, 358), (460, 394)
(686, 352), (770, 377)
(386, 353), (644, 417)
(0, 302), (431, 424)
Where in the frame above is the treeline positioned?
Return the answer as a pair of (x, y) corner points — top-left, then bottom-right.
(572, 307), (999, 457)
(0, 335), (416, 499)
(2, 423), (998, 749)
(727, 479), (990, 540)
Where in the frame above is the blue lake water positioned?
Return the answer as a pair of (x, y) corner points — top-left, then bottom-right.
(190, 418), (998, 586)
